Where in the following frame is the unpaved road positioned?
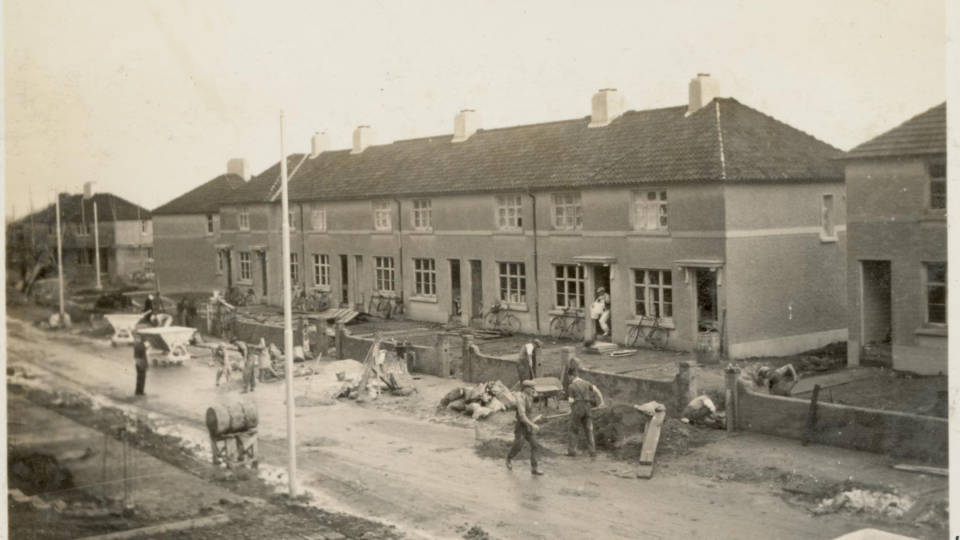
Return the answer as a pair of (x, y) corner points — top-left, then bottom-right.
(5, 317), (928, 540)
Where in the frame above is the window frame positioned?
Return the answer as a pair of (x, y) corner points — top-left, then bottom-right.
(413, 258), (437, 297)
(551, 192), (583, 231)
(310, 206), (327, 232)
(374, 256), (396, 293)
(288, 211), (296, 231)
(633, 190), (668, 232)
(290, 252), (299, 285)
(923, 261), (947, 326)
(821, 193), (837, 241)
(239, 251), (252, 282)
(554, 264), (585, 310)
(206, 214), (215, 235)
(141, 220), (151, 235)
(632, 269), (674, 322)
(498, 262), (527, 305)
(412, 199), (433, 231)
(77, 248), (92, 266)
(238, 208), (250, 231)
(216, 252), (224, 275)
(312, 254), (330, 288)
(928, 161), (946, 211)
(76, 222), (91, 237)
(373, 201), (392, 231)
(495, 195), (523, 230)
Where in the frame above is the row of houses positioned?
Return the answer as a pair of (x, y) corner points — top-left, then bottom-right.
(151, 75), (947, 374)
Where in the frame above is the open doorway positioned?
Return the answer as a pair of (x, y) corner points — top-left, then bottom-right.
(225, 251), (233, 287)
(450, 259), (462, 321)
(339, 254), (349, 306)
(354, 255), (364, 311)
(860, 260), (892, 365)
(695, 269), (718, 332)
(469, 260), (483, 324)
(592, 265), (612, 341)
(259, 252), (268, 299)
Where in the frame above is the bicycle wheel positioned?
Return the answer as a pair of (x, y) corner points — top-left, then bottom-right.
(648, 326), (669, 351)
(317, 294), (330, 312)
(483, 312), (498, 331)
(549, 317), (565, 339)
(570, 318), (585, 341)
(501, 313), (521, 335)
(626, 324), (642, 347)
(379, 299), (393, 319)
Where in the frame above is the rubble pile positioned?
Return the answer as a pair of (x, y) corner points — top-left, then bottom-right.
(440, 380), (516, 420)
(814, 488), (915, 518)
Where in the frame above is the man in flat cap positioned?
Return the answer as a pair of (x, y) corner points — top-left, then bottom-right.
(517, 339), (542, 384)
(506, 380), (544, 475)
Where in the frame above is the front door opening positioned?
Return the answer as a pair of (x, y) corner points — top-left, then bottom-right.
(260, 252), (268, 299)
(450, 259), (462, 321)
(695, 269), (718, 332)
(593, 265), (612, 341)
(469, 260), (483, 324)
(225, 251), (233, 287)
(339, 254), (349, 306)
(354, 256), (364, 311)
(860, 260), (893, 366)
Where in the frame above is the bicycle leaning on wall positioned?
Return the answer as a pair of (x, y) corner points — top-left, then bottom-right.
(625, 313), (669, 351)
(549, 305), (585, 341)
(482, 301), (520, 335)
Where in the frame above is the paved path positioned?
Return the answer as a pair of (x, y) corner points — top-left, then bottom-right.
(5, 317), (934, 540)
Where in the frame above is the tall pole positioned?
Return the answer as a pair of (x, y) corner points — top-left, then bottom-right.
(94, 201), (102, 290)
(279, 111), (299, 495)
(54, 193), (65, 321)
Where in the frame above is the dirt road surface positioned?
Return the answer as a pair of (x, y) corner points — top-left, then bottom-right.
(6, 316), (941, 540)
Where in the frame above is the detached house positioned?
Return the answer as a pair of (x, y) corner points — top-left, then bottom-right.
(843, 103), (947, 375)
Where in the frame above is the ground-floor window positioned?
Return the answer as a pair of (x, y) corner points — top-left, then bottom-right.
(924, 262), (947, 325)
(633, 269), (672, 319)
(498, 262), (526, 304)
(313, 254), (330, 287)
(217, 252), (224, 274)
(414, 258), (437, 297)
(77, 248), (93, 266)
(239, 251), (252, 281)
(290, 253), (300, 285)
(554, 264), (585, 308)
(375, 256), (396, 292)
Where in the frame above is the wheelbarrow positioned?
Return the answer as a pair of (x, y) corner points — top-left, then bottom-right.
(511, 377), (564, 410)
(136, 326), (198, 366)
(104, 313), (149, 346)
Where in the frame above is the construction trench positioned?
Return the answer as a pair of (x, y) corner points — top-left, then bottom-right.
(5, 297), (950, 540)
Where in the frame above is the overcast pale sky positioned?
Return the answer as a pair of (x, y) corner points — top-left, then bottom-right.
(3, 0), (947, 217)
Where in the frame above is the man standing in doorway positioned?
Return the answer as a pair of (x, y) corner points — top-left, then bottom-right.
(566, 366), (604, 458)
(506, 381), (544, 475)
(594, 287), (611, 337)
(133, 335), (150, 396)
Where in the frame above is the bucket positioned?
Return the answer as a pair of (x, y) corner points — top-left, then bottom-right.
(206, 402), (259, 436)
(695, 331), (721, 364)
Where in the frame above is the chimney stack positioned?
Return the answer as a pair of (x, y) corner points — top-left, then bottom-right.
(351, 126), (376, 154)
(311, 132), (331, 158)
(83, 182), (96, 200)
(452, 110), (482, 143)
(688, 74), (720, 115)
(227, 158), (251, 181)
(588, 89), (626, 128)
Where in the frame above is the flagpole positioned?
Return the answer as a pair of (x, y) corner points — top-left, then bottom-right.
(94, 200), (102, 290)
(54, 192), (65, 322)
(280, 110), (299, 496)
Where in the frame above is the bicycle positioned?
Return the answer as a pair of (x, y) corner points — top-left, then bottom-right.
(367, 293), (396, 319)
(625, 314), (669, 351)
(483, 301), (521, 335)
(294, 285), (330, 312)
(550, 306), (585, 341)
(225, 286), (256, 307)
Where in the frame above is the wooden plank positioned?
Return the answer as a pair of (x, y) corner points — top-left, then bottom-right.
(637, 410), (666, 479)
(801, 384), (821, 447)
(892, 464), (948, 477)
(75, 514), (230, 540)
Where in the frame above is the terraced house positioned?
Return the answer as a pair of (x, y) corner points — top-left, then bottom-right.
(160, 75), (849, 357)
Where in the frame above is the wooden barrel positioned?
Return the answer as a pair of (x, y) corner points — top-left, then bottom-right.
(206, 402), (259, 436)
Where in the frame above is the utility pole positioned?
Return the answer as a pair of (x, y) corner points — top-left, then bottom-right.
(54, 192), (65, 323)
(279, 111), (299, 496)
(94, 200), (101, 290)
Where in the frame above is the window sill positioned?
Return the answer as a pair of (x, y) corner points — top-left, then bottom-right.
(237, 229), (251, 235)
(310, 285), (332, 293)
(238, 280), (253, 286)
(373, 290), (398, 299)
(548, 309), (585, 317)
(307, 230), (328, 235)
(410, 295), (438, 304)
(551, 230), (583, 236)
(499, 302), (529, 312)
(915, 327), (947, 338)
(820, 234), (839, 244)
(627, 229), (670, 237)
(626, 318), (676, 330)
(493, 229), (524, 236)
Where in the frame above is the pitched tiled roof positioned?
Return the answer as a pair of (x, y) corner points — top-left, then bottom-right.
(25, 193), (152, 225)
(268, 98), (842, 204)
(153, 174), (246, 215)
(222, 155), (308, 206)
(845, 103), (946, 159)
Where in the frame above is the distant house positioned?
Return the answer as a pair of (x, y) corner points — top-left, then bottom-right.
(842, 103), (947, 375)
(9, 192), (153, 284)
(151, 161), (248, 294)
(208, 75), (848, 358)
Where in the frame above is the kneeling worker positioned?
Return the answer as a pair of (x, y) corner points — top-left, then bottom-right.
(566, 367), (604, 458)
(506, 380), (544, 475)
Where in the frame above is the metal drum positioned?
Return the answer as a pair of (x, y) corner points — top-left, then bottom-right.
(205, 402), (259, 437)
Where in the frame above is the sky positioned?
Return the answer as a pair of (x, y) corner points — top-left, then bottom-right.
(2, 0), (948, 217)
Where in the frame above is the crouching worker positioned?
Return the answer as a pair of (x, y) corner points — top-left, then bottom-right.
(506, 380), (545, 475)
(681, 395), (724, 429)
(757, 364), (799, 397)
(566, 367), (604, 458)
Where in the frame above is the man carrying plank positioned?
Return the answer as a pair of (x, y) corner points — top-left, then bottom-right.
(566, 367), (604, 458)
(506, 381), (545, 475)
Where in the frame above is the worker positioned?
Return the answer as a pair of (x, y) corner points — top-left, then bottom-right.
(681, 395), (718, 426)
(506, 380), (544, 475)
(517, 339), (542, 383)
(133, 335), (150, 396)
(232, 338), (256, 393)
(257, 338), (280, 382)
(215, 343), (231, 387)
(757, 364), (800, 397)
(597, 287), (612, 337)
(151, 313), (173, 327)
(566, 366), (604, 458)
(560, 354), (583, 396)
(143, 294), (155, 314)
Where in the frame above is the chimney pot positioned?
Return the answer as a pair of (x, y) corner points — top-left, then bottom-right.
(311, 132), (331, 158)
(352, 126), (376, 154)
(83, 182), (96, 200)
(687, 74), (721, 115)
(227, 158), (251, 181)
(589, 89), (626, 128)
(452, 110), (482, 143)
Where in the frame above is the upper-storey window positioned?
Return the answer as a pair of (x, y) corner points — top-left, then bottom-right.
(496, 195), (523, 230)
(413, 199), (432, 231)
(821, 194), (836, 240)
(238, 208), (250, 231)
(206, 214), (215, 234)
(373, 201), (392, 231)
(141, 220), (151, 235)
(76, 222), (91, 236)
(928, 162), (946, 211)
(634, 190), (668, 231)
(310, 206), (326, 231)
(288, 211), (296, 231)
(552, 193), (582, 231)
